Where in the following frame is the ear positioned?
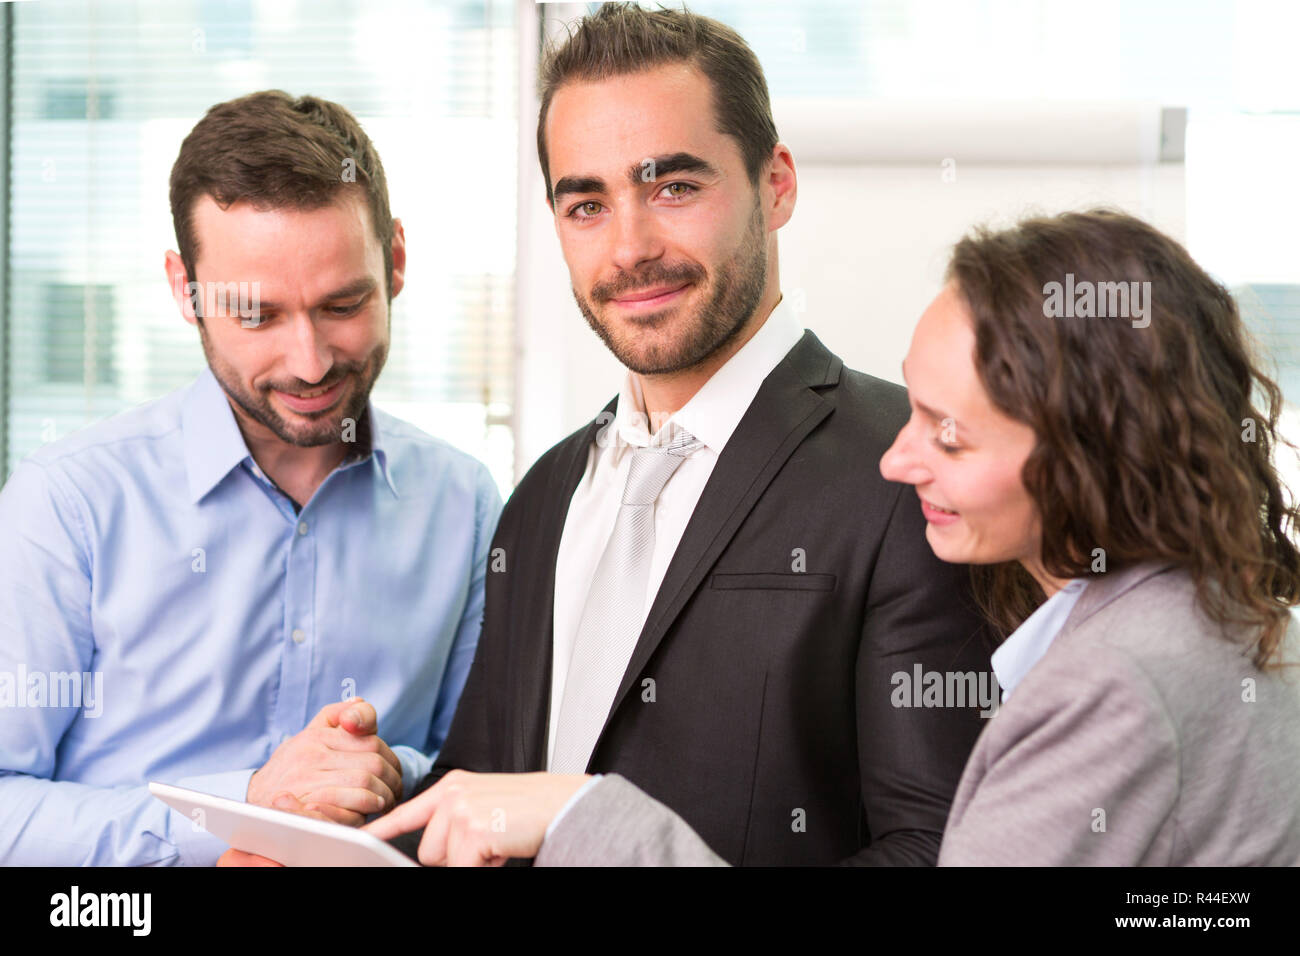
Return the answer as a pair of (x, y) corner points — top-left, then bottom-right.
(165, 250), (200, 326)
(764, 142), (797, 232)
(388, 218), (407, 299)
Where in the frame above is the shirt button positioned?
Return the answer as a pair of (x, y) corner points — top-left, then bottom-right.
(297, 521), (309, 536)
(291, 628), (306, 644)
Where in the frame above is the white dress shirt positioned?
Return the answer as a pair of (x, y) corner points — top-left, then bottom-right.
(545, 296), (805, 769)
(990, 578), (1088, 702)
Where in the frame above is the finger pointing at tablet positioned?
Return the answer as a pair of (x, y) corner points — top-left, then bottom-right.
(363, 771), (591, 866)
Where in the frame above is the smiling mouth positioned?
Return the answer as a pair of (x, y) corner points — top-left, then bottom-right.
(921, 496), (958, 515)
(272, 377), (348, 414)
(610, 282), (692, 309)
(287, 383), (335, 399)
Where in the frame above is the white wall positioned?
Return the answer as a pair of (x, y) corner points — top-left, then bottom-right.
(779, 161), (1185, 388)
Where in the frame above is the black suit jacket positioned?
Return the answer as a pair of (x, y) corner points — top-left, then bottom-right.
(400, 330), (992, 865)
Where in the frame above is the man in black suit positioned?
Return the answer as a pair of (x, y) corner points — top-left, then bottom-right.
(237, 3), (991, 867)
(361, 3), (991, 867)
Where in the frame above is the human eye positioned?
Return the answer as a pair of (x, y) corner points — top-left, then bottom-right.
(325, 300), (365, 316)
(932, 417), (962, 454)
(566, 200), (604, 221)
(658, 181), (697, 202)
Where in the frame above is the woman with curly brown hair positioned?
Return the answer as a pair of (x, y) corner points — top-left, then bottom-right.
(509, 208), (1300, 866)
(884, 208), (1300, 864)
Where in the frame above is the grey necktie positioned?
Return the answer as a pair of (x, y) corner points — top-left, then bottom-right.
(549, 429), (703, 773)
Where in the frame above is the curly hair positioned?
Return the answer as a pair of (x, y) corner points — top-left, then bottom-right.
(947, 208), (1300, 668)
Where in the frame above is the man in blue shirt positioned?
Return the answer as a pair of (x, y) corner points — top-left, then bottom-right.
(0, 91), (502, 865)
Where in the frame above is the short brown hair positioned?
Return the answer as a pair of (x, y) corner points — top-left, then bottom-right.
(536, 2), (779, 206)
(948, 208), (1300, 668)
(169, 90), (394, 297)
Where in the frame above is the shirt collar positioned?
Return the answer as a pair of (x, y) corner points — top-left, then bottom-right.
(182, 367), (398, 503)
(991, 579), (1088, 702)
(355, 407), (399, 499)
(182, 368), (255, 504)
(611, 294), (804, 456)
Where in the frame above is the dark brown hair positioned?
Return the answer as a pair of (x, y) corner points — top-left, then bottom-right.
(169, 90), (394, 297)
(949, 208), (1300, 668)
(536, 2), (778, 206)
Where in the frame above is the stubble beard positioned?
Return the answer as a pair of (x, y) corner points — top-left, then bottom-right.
(197, 321), (387, 448)
(572, 196), (769, 376)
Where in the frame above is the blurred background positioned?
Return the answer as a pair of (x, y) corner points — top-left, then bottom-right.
(2, 0), (1298, 495)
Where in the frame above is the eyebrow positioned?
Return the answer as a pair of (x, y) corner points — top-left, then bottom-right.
(551, 152), (720, 202)
(915, 400), (954, 424)
(632, 152), (719, 184)
(901, 360), (956, 424)
(254, 276), (377, 313)
(550, 175), (605, 202)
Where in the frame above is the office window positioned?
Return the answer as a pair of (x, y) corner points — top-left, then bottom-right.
(3, 0), (517, 492)
(42, 283), (115, 386)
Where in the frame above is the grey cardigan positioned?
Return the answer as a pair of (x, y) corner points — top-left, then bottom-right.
(535, 563), (1300, 865)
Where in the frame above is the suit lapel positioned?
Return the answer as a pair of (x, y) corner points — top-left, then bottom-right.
(514, 398), (618, 770)
(590, 331), (844, 759)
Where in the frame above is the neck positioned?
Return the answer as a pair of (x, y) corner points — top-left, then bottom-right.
(230, 403), (352, 508)
(1020, 557), (1072, 599)
(637, 286), (783, 424)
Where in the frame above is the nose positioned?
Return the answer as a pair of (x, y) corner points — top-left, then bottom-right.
(879, 415), (932, 486)
(283, 312), (333, 385)
(608, 202), (665, 274)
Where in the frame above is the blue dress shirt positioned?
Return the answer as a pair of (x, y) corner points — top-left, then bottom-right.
(0, 368), (502, 865)
(990, 579), (1088, 702)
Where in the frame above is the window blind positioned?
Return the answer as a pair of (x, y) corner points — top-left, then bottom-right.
(4, 0), (517, 493)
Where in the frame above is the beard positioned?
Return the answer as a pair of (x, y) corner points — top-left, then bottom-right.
(197, 323), (387, 449)
(572, 195), (768, 376)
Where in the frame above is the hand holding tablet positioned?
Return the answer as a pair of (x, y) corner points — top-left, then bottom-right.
(150, 781), (417, 867)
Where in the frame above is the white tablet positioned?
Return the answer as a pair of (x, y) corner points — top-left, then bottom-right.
(149, 781), (419, 867)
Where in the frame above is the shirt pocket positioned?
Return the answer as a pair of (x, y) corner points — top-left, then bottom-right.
(709, 572), (836, 591)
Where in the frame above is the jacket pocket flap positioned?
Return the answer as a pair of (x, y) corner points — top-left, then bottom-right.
(710, 572), (836, 591)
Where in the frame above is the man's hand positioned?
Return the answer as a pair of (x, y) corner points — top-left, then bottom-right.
(362, 770), (590, 866)
(246, 698), (403, 827)
(217, 792), (332, 867)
